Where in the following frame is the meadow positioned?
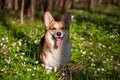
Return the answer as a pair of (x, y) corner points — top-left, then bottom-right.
(0, 10), (120, 80)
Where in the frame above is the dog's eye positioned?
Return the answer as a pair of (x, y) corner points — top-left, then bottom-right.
(51, 28), (56, 30)
(61, 27), (65, 30)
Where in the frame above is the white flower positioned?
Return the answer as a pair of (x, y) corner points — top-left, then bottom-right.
(91, 63), (95, 66)
(24, 43), (27, 45)
(97, 68), (100, 71)
(89, 42), (93, 45)
(62, 72), (65, 76)
(102, 45), (106, 48)
(111, 56), (113, 58)
(16, 47), (19, 52)
(106, 58), (109, 62)
(4, 71), (7, 74)
(0, 43), (3, 46)
(35, 61), (39, 64)
(114, 66), (117, 70)
(110, 35), (115, 38)
(3, 44), (7, 48)
(78, 43), (81, 46)
(4, 65), (7, 68)
(20, 56), (23, 59)
(34, 40), (38, 44)
(80, 37), (84, 40)
(15, 54), (17, 57)
(18, 41), (22, 46)
(33, 67), (36, 70)
(2, 38), (5, 41)
(12, 42), (16, 46)
(103, 61), (106, 64)
(5, 37), (8, 42)
(94, 71), (97, 74)
(82, 51), (86, 55)
(90, 52), (93, 55)
(24, 58), (27, 61)
(1, 68), (5, 71)
(91, 58), (94, 62)
(110, 58), (113, 61)
(88, 57), (91, 59)
(16, 71), (19, 74)
(27, 68), (32, 71)
(12, 21), (15, 24)
(118, 63), (120, 66)
(21, 52), (25, 55)
(71, 15), (74, 19)
(90, 33), (93, 36)
(19, 39), (23, 42)
(2, 46), (7, 55)
(5, 58), (11, 64)
(98, 43), (102, 46)
(81, 55), (84, 57)
(101, 68), (105, 71)
(3, 51), (7, 55)
(15, 76), (17, 78)
(32, 73), (35, 77)
(109, 46), (112, 49)
(22, 62), (26, 66)
(23, 62), (26, 65)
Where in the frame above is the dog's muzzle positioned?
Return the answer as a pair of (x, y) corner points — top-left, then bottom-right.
(54, 31), (64, 46)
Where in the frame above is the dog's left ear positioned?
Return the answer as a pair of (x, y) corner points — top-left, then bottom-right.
(44, 11), (54, 27)
(61, 13), (71, 27)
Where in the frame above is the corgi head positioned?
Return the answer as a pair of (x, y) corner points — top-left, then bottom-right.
(44, 11), (71, 47)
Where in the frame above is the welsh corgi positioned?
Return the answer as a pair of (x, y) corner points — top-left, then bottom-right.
(37, 11), (72, 73)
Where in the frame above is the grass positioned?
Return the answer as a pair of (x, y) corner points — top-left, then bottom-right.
(0, 10), (120, 80)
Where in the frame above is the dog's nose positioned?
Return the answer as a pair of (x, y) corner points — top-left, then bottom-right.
(56, 32), (61, 36)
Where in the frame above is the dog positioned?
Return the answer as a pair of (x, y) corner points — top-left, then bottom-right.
(37, 11), (72, 73)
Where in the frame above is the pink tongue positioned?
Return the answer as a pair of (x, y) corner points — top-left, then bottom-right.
(56, 38), (62, 46)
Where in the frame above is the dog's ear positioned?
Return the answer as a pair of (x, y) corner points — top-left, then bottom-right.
(44, 11), (54, 27)
(61, 13), (71, 27)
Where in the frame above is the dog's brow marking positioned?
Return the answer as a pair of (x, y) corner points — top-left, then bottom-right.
(54, 22), (59, 28)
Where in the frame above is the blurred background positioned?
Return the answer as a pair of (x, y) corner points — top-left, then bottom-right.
(0, 0), (120, 23)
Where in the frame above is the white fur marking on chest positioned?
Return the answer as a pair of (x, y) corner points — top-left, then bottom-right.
(45, 42), (71, 68)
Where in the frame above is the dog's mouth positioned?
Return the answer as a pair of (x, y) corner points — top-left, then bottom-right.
(55, 37), (64, 46)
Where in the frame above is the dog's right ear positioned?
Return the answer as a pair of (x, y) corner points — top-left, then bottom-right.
(44, 11), (54, 27)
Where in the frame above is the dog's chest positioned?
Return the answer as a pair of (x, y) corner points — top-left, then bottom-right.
(45, 43), (71, 67)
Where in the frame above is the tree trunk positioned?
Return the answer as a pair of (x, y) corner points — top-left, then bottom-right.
(89, 0), (95, 11)
(0, 0), (4, 20)
(98, 0), (103, 5)
(31, 0), (36, 20)
(61, 0), (72, 13)
(20, 0), (24, 24)
(6, 0), (13, 10)
(27, 7), (31, 18)
(40, 0), (44, 17)
(112, 0), (117, 5)
(14, 0), (18, 11)
(47, 0), (53, 11)
(4, 0), (13, 15)
(54, 0), (63, 11)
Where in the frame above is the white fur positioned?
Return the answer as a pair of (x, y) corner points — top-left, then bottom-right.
(45, 33), (71, 71)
